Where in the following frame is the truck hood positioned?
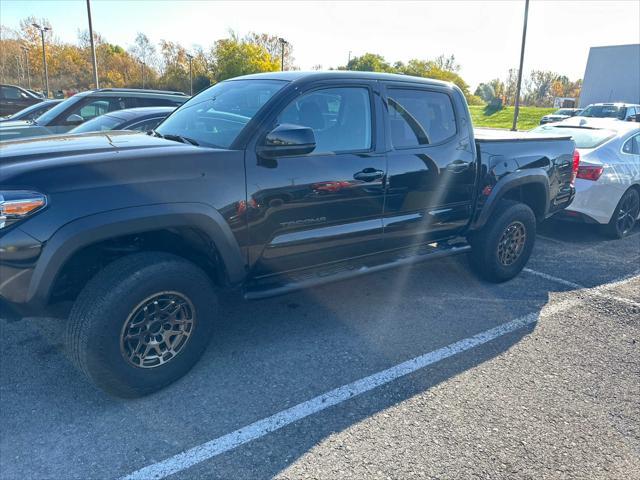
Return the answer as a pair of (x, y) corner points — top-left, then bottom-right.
(0, 131), (184, 168)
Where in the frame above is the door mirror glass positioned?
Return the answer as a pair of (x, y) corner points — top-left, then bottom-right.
(258, 124), (316, 158)
(65, 113), (85, 125)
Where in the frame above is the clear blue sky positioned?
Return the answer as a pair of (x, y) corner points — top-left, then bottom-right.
(1, 0), (639, 88)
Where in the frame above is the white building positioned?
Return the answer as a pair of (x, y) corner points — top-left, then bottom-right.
(579, 44), (640, 107)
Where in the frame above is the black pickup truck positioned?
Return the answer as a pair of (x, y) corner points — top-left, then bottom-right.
(0, 72), (576, 397)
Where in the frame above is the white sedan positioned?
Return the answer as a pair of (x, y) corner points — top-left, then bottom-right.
(532, 117), (640, 238)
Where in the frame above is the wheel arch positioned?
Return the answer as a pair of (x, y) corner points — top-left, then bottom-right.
(472, 169), (550, 230)
(28, 203), (246, 307)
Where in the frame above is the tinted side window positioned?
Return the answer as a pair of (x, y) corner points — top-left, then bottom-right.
(277, 87), (372, 154)
(75, 99), (111, 121)
(1, 86), (22, 100)
(387, 89), (457, 148)
(136, 97), (183, 107)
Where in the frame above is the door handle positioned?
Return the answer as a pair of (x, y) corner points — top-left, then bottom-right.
(446, 160), (471, 173)
(354, 167), (385, 182)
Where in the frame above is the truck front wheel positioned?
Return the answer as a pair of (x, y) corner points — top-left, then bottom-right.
(65, 252), (217, 397)
(469, 200), (536, 282)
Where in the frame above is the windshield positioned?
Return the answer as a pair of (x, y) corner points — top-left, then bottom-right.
(155, 79), (287, 148)
(579, 105), (625, 119)
(531, 125), (616, 149)
(35, 95), (83, 125)
(554, 109), (573, 116)
(70, 114), (123, 133)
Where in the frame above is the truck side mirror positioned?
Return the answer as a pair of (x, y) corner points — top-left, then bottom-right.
(257, 124), (316, 159)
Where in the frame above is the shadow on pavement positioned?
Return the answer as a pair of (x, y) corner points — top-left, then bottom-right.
(2, 256), (559, 480)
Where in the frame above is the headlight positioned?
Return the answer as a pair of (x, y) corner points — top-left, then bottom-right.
(0, 191), (47, 229)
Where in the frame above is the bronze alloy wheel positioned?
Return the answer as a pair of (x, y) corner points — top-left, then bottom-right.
(497, 221), (527, 266)
(120, 291), (196, 369)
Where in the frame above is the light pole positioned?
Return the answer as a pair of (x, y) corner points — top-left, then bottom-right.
(32, 23), (50, 98)
(278, 37), (288, 71)
(186, 53), (193, 95)
(140, 60), (145, 88)
(21, 46), (31, 89)
(86, 0), (99, 89)
(511, 0), (529, 131)
(348, 50), (351, 69)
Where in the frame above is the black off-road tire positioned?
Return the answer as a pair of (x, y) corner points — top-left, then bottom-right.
(604, 187), (639, 239)
(65, 252), (217, 398)
(469, 200), (536, 283)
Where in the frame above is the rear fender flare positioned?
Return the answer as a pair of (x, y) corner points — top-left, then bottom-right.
(471, 169), (550, 230)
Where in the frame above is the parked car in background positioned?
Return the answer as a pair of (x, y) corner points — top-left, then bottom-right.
(533, 117), (640, 238)
(69, 106), (175, 134)
(0, 88), (188, 142)
(0, 99), (63, 123)
(0, 84), (43, 116)
(539, 108), (582, 125)
(0, 71), (578, 397)
(578, 103), (640, 122)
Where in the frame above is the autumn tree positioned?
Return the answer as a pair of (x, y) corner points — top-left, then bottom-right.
(243, 32), (295, 70)
(129, 33), (158, 88)
(211, 34), (278, 82)
(346, 53), (393, 72)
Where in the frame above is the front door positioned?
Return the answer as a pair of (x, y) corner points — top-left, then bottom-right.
(382, 84), (477, 249)
(244, 82), (387, 276)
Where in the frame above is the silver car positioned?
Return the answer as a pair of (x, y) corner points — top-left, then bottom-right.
(532, 117), (640, 238)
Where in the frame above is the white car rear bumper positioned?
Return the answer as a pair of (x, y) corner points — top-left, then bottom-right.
(565, 178), (628, 224)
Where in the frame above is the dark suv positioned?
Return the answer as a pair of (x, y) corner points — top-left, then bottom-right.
(0, 84), (43, 116)
(0, 88), (188, 142)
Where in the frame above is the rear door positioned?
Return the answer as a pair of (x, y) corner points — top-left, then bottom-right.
(244, 80), (387, 276)
(382, 83), (477, 249)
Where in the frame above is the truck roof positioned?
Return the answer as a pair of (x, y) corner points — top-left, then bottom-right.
(232, 70), (455, 89)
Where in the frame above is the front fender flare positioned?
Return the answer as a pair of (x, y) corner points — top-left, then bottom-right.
(28, 203), (246, 306)
(471, 169), (550, 230)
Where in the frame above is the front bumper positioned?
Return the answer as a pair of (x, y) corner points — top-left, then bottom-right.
(0, 227), (43, 316)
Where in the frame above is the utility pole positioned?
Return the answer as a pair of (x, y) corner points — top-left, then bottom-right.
(32, 23), (50, 98)
(278, 37), (288, 71)
(141, 60), (145, 88)
(86, 0), (99, 89)
(22, 46), (31, 89)
(512, 0), (529, 131)
(186, 53), (193, 95)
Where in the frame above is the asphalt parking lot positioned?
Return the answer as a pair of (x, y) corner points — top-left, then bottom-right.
(1, 220), (639, 480)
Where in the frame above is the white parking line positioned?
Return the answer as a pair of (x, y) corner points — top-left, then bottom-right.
(524, 268), (640, 308)
(121, 270), (639, 480)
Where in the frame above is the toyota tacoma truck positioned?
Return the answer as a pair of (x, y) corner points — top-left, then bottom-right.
(0, 72), (577, 397)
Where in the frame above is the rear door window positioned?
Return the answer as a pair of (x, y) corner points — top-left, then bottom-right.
(387, 88), (457, 148)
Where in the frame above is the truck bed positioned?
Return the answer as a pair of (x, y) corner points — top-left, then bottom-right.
(474, 127), (572, 142)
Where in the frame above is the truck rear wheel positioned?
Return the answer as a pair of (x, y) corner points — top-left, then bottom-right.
(65, 252), (217, 397)
(469, 200), (536, 282)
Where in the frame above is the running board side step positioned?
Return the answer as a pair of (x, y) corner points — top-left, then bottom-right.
(243, 242), (471, 300)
